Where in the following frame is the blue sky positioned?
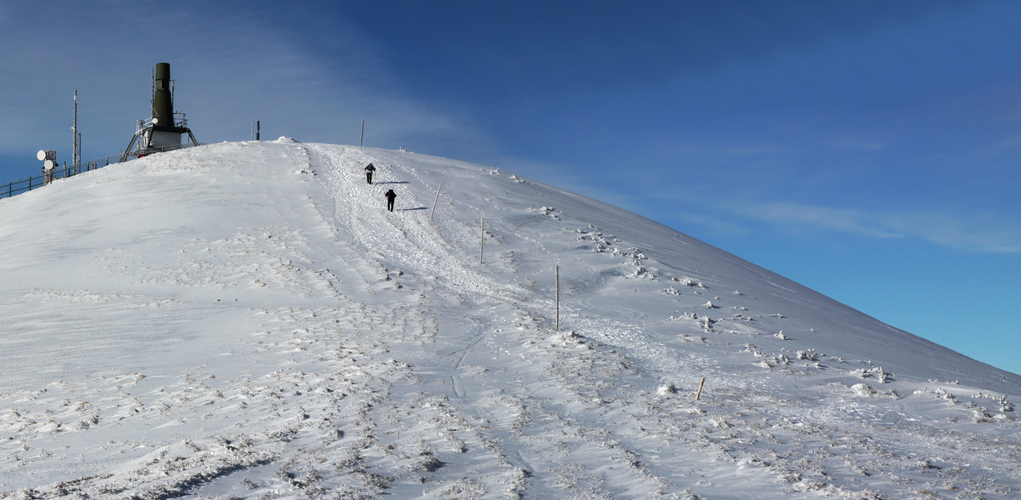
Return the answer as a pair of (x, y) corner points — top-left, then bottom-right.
(2, 1), (1020, 375)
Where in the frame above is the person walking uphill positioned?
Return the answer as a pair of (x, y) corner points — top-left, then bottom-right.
(364, 163), (376, 184)
(385, 189), (396, 212)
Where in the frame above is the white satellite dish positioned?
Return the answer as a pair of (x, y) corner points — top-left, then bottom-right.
(37, 150), (47, 161)
(151, 117), (159, 125)
(44, 160), (54, 170)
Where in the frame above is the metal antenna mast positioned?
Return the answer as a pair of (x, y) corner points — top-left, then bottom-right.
(73, 91), (81, 175)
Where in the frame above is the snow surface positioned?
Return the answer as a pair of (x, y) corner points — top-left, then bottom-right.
(0, 140), (1018, 499)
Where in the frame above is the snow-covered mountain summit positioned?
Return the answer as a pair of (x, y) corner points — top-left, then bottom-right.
(1, 140), (1018, 499)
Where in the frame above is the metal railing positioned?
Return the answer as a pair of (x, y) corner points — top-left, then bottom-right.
(118, 140), (197, 163)
(0, 143), (199, 200)
(0, 162), (94, 200)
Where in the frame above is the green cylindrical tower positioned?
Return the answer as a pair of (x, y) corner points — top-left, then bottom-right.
(152, 62), (174, 125)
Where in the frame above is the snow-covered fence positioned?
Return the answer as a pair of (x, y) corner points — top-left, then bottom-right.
(0, 145), (196, 200)
(1, 156), (110, 199)
(0, 160), (96, 199)
(1, 174), (41, 199)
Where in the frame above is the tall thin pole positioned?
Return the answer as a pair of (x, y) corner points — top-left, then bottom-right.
(72, 91), (80, 175)
(430, 183), (442, 221)
(256, 121), (260, 141)
(480, 217), (484, 264)
(360, 120), (365, 147)
(72, 91), (76, 169)
(555, 265), (560, 331)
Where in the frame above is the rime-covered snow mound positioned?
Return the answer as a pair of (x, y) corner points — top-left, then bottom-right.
(0, 140), (1018, 499)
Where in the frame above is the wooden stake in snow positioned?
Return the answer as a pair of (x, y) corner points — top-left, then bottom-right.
(555, 265), (560, 331)
(695, 377), (706, 401)
(360, 120), (365, 147)
(430, 183), (442, 221)
(480, 217), (485, 264)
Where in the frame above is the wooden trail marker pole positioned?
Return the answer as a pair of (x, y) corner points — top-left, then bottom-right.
(556, 265), (560, 331)
(430, 183), (442, 220)
(695, 377), (706, 401)
(480, 217), (484, 264)
(360, 120), (365, 147)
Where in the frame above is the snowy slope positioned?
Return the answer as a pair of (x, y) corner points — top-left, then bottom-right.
(0, 140), (1018, 499)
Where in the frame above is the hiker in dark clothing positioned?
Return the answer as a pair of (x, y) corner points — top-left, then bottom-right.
(364, 163), (376, 184)
(385, 189), (396, 212)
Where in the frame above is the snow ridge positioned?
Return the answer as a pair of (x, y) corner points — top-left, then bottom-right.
(0, 141), (1018, 499)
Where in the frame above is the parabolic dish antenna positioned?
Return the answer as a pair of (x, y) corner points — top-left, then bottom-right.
(37, 150), (47, 161)
(44, 160), (54, 170)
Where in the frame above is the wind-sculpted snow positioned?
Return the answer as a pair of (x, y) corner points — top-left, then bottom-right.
(0, 140), (1018, 498)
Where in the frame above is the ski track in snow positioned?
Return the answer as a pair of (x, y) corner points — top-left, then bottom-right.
(0, 141), (1018, 499)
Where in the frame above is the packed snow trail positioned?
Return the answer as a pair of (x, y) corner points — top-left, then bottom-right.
(0, 140), (1018, 499)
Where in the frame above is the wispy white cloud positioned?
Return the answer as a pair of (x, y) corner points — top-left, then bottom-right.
(826, 137), (888, 151)
(988, 133), (1021, 151)
(876, 209), (1021, 254)
(740, 202), (904, 239)
(733, 201), (1021, 254)
(651, 142), (791, 162)
(0, 1), (495, 163)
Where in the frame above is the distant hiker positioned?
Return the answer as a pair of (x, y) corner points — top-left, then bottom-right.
(385, 189), (396, 212)
(364, 163), (376, 184)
